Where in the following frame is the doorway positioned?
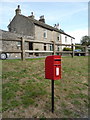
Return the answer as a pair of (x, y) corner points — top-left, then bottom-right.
(29, 42), (33, 50)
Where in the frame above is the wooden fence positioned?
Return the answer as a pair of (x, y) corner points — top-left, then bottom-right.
(0, 37), (88, 60)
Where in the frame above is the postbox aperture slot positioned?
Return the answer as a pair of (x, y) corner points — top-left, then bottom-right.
(54, 59), (61, 61)
(54, 64), (61, 66)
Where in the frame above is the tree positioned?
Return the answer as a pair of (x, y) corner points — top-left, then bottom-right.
(81, 35), (90, 46)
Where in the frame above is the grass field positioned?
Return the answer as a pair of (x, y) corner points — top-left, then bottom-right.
(2, 56), (88, 118)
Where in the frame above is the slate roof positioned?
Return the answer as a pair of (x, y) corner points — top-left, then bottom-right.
(8, 14), (75, 39)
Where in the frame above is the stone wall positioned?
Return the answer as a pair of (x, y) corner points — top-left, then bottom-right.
(2, 40), (30, 58)
(33, 43), (44, 51)
(35, 25), (53, 42)
(2, 41), (28, 51)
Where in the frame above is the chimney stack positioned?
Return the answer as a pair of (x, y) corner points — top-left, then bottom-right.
(15, 5), (21, 15)
(28, 12), (35, 19)
(39, 15), (45, 23)
(54, 23), (60, 29)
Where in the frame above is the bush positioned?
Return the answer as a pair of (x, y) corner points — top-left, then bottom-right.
(63, 47), (72, 51)
(35, 48), (39, 51)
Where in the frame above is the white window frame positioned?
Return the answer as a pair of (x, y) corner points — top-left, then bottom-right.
(65, 36), (67, 43)
(17, 41), (21, 47)
(57, 34), (61, 41)
(50, 44), (53, 51)
(44, 30), (47, 39)
(57, 45), (60, 51)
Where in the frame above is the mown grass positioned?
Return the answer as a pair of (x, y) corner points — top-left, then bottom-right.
(1, 56), (88, 118)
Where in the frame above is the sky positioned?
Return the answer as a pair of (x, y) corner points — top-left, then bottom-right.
(0, 1), (88, 43)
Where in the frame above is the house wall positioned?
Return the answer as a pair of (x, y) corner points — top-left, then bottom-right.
(53, 31), (62, 51)
(61, 34), (72, 44)
(35, 25), (53, 51)
(33, 43), (44, 51)
(34, 25), (62, 51)
(8, 15), (35, 36)
(61, 34), (74, 50)
(35, 25), (53, 42)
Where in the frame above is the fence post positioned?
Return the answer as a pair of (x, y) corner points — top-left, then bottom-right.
(85, 46), (87, 56)
(88, 49), (90, 56)
(21, 37), (25, 60)
(72, 43), (74, 58)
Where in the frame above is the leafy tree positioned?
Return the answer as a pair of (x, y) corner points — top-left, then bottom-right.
(81, 35), (90, 46)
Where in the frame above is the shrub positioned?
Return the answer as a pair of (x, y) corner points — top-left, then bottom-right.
(63, 47), (72, 51)
(35, 48), (39, 51)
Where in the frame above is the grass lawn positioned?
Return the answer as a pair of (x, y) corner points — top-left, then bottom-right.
(1, 56), (88, 118)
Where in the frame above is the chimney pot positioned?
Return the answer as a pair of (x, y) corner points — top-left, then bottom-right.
(39, 15), (45, 23)
(18, 5), (20, 9)
(28, 12), (35, 19)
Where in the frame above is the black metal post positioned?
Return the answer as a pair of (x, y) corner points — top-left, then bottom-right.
(51, 80), (54, 113)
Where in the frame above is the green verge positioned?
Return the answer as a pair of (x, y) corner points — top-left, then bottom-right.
(2, 56), (88, 118)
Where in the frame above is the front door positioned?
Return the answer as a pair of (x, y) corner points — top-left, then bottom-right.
(29, 42), (33, 50)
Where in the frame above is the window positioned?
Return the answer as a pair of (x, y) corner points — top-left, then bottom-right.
(65, 36), (67, 43)
(71, 38), (73, 44)
(44, 30), (47, 39)
(17, 41), (21, 47)
(57, 36), (59, 41)
(57, 45), (60, 51)
(13, 28), (16, 33)
(44, 43), (47, 51)
(8, 27), (11, 32)
(60, 34), (62, 41)
(50, 44), (53, 51)
(17, 41), (21, 49)
(29, 42), (33, 50)
(57, 34), (61, 41)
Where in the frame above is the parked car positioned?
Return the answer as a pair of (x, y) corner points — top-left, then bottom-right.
(0, 53), (10, 59)
(74, 49), (82, 56)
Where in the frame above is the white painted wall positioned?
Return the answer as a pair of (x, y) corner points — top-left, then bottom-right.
(61, 34), (75, 50)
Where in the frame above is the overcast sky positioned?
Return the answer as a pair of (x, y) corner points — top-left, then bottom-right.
(0, 1), (88, 43)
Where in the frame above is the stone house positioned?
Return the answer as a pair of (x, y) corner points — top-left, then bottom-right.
(1, 5), (75, 58)
(8, 6), (74, 51)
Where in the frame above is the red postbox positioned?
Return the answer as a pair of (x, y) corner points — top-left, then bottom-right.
(45, 55), (61, 80)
